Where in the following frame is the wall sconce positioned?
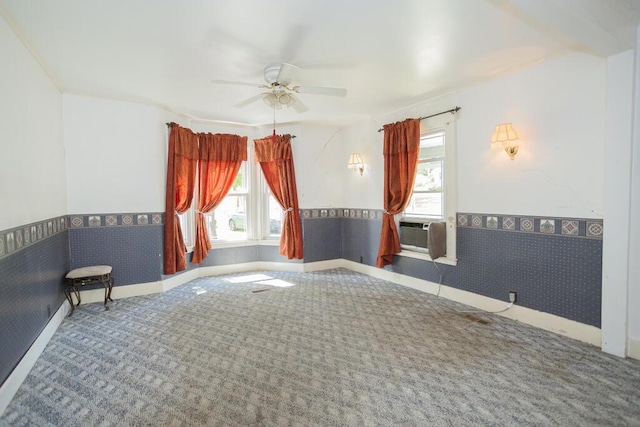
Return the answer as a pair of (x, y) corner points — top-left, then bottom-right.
(490, 123), (519, 160)
(348, 153), (365, 175)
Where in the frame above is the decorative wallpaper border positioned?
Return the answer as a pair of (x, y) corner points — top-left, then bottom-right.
(0, 216), (68, 260)
(457, 213), (603, 240)
(68, 213), (164, 228)
(301, 208), (383, 220)
(301, 209), (604, 240)
(0, 210), (599, 261)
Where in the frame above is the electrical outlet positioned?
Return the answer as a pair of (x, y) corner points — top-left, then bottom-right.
(509, 291), (517, 304)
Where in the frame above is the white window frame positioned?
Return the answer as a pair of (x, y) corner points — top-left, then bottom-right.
(399, 114), (457, 265)
(176, 139), (281, 251)
(178, 208), (195, 251)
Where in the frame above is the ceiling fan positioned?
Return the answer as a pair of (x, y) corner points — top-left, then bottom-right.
(211, 63), (347, 113)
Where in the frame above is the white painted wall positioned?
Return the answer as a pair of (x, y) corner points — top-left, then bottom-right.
(189, 121), (259, 137)
(296, 124), (346, 209)
(455, 53), (605, 218)
(63, 96), (348, 215)
(0, 15), (66, 230)
(627, 28), (640, 358)
(343, 52), (606, 220)
(63, 94), (175, 213)
(255, 123), (347, 209)
(602, 50), (635, 357)
(341, 120), (383, 210)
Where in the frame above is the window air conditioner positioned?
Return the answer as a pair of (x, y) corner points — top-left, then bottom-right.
(399, 219), (447, 259)
(399, 219), (430, 250)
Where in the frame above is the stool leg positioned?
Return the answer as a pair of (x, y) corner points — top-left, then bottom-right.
(65, 286), (75, 316)
(102, 281), (109, 311)
(107, 275), (114, 302)
(65, 285), (80, 316)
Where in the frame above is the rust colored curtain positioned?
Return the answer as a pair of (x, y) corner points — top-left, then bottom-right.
(254, 134), (303, 259)
(192, 133), (248, 264)
(164, 123), (198, 275)
(376, 118), (421, 268)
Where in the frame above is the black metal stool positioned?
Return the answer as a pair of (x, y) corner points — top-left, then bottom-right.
(65, 265), (114, 316)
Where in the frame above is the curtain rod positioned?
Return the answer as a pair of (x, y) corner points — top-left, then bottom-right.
(377, 106), (461, 132)
(165, 122), (296, 138)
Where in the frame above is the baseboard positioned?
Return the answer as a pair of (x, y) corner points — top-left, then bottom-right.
(339, 260), (602, 348)
(0, 301), (70, 416)
(163, 269), (199, 292)
(628, 337), (640, 360)
(302, 259), (345, 272)
(74, 259), (602, 348)
(197, 261), (306, 278)
(74, 280), (164, 305)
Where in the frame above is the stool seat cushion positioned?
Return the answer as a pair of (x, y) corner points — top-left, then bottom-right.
(66, 265), (112, 279)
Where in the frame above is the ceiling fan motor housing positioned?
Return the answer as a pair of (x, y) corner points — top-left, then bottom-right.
(264, 64), (282, 84)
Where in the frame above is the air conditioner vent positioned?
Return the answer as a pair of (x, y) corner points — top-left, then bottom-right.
(399, 219), (430, 250)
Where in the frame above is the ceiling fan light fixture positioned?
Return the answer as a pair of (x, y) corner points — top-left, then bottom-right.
(263, 93), (278, 107)
(279, 93), (292, 105)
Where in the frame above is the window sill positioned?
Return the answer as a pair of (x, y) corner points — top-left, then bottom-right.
(184, 238), (280, 252)
(206, 239), (281, 249)
(400, 215), (444, 222)
(258, 239), (280, 246)
(208, 240), (255, 249)
(398, 249), (457, 266)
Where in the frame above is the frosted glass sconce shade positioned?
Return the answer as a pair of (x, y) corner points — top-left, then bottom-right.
(491, 123), (519, 160)
(348, 153), (364, 175)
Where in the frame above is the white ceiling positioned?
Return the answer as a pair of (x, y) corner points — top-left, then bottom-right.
(1, 0), (638, 127)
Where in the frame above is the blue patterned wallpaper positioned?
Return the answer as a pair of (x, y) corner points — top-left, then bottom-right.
(67, 212), (164, 286)
(452, 226), (602, 326)
(0, 219), (69, 386)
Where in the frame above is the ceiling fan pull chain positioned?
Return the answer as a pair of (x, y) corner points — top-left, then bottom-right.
(272, 105), (277, 142)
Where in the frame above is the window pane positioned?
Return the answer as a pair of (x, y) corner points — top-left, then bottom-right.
(415, 160), (443, 191)
(207, 195), (247, 241)
(405, 130), (445, 218)
(421, 131), (444, 147)
(233, 163), (248, 192)
(406, 192), (442, 217)
(268, 194), (283, 236)
(178, 212), (192, 246)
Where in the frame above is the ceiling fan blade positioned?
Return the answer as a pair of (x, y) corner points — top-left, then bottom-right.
(211, 79), (265, 89)
(289, 94), (309, 113)
(276, 63), (299, 85)
(293, 85), (347, 97)
(234, 93), (266, 108)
